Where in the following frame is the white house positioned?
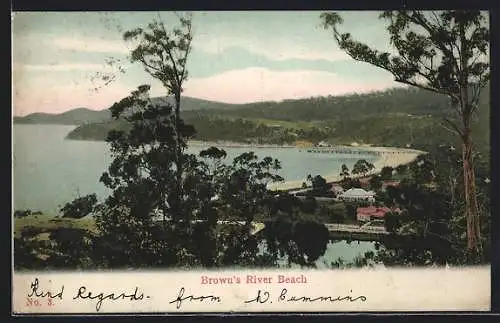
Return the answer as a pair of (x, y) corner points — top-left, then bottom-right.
(338, 188), (376, 202)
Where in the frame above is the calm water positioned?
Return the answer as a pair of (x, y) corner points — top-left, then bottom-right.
(13, 124), (377, 264)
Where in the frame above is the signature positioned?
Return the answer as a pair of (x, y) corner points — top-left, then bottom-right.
(244, 288), (367, 304)
(73, 286), (148, 312)
(27, 278), (64, 300)
(169, 287), (222, 309)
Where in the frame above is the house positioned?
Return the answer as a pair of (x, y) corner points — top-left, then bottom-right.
(356, 206), (401, 222)
(338, 188), (376, 202)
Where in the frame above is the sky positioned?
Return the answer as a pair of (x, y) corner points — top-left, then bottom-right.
(12, 11), (403, 116)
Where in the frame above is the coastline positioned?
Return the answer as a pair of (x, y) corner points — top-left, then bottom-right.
(267, 146), (426, 191)
(187, 140), (297, 149)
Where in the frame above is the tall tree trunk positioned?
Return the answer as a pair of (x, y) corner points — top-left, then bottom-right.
(458, 23), (482, 258)
(173, 91), (186, 227)
(462, 132), (482, 255)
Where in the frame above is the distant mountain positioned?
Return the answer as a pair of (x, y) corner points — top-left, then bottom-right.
(13, 108), (111, 125)
(13, 96), (239, 125)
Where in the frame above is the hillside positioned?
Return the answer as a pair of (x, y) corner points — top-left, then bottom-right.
(13, 108), (111, 125)
(14, 87), (454, 125)
(18, 86), (489, 153)
(204, 87), (453, 122)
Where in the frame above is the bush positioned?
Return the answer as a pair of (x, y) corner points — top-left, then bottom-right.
(384, 212), (401, 233)
(300, 196), (318, 214)
(59, 194), (98, 219)
(329, 203), (348, 223)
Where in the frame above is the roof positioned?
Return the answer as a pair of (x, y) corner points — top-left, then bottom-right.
(357, 206), (402, 218)
(382, 180), (401, 186)
(331, 185), (344, 193)
(341, 188), (375, 197)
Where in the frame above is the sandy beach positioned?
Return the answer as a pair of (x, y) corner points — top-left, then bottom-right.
(188, 140), (296, 149)
(267, 146), (426, 191)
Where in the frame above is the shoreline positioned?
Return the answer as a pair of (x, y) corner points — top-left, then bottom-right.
(187, 140), (297, 149)
(266, 147), (425, 191)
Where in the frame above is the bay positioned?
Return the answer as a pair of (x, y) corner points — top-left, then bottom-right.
(13, 124), (377, 265)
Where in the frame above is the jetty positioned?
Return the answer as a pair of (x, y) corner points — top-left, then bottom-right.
(250, 222), (389, 241)
(324, 223), (389, 241)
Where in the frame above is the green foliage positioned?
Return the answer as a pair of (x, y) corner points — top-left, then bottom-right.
(344, 202), (358, 222)
(300, 196), (318, 214)
(321, 10), (490, 253)
(368, 146), (490, 265)
(46, 228), (95, 269)
(341, 177), (362, 190)
(352, 159), (375, 177)
(321, 11), (489, 111)
(14, 209), (42, 218)
(340, 164), (350, 179)
(123, 13), (192, 96)
(369, 175), (383, 191)
(65, 86), (490, 154)
(59, 194), (98, 219)
(307, 174), (334, 197)
(395, 164), (408, 175)
(60, 85), (333, 269)
(318, 203), (348, 224)
(384, 212), (401, 233)
(380, 166), (394, 180)
(263, 205), (330, 268)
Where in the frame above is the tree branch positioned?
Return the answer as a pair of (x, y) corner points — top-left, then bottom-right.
(179, 20), (193, 83)
(156, 19), (182, 87)
(441, 117), (463, 137)
(401, 11), (461, 75)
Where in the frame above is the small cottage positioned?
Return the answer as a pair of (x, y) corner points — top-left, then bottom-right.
(338, 188), (376, 202)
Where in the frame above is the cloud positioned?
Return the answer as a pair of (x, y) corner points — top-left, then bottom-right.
(13, 76), (131, 116)
(14, 63), (108, 72)
(13, 67), (401, 116)
(51, 36), (130, 54)
(194, 36), (348, 63)
(183, 67), (402, 104)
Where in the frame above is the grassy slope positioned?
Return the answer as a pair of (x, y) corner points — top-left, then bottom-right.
(14, 215), (97, 239)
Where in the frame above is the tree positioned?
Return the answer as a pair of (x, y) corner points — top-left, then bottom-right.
(395, 164), (408, 175)
(263, 202), (330, 268)
(321, 10), (490, 255)
(92, 85), (297, 268)
(309, 175), (333, 197)
(340, 164), (350, 179)
(300, 196), (318, 214)
(59, 194), (98, 219)
(352, 159), (375, 177)
(369, 175), (383, 191)
(380, 166), (394, 180)
(95, 85), (198, 267)
(123, 12), (193, 221)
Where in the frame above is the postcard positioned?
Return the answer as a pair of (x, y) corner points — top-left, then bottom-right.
(12, 10), (491, 314)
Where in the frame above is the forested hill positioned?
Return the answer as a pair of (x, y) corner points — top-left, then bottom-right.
(15, 87), (457, 125)
(15, 86), (489, 153)
(61, 86), (490, 154)
(13, 108), (111, 125)
(197, 87), (453, 122)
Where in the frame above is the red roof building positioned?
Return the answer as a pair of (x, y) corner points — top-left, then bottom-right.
(356, 206), (401, 222)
